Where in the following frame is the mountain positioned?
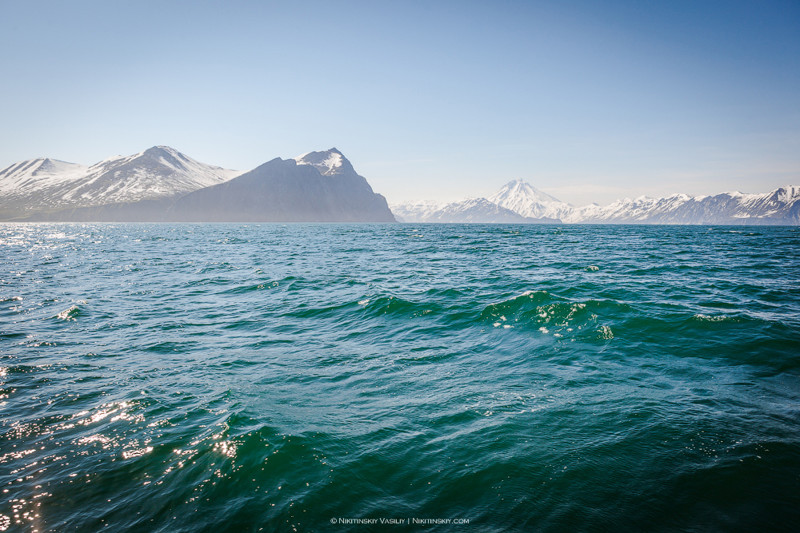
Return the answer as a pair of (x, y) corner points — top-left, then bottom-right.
(167, 149), (395, 222)
(393, 180), (800, 225)
(391, 179), (569, 224)
(69, 146), (241, 205)
(0, 146), (239, 219)
(391, 179), (565, 223)
(488, 179), (574, 221)
(571, 186), (800, 224)
(0, 158), (88, 218)
(392, 198), (558, 223)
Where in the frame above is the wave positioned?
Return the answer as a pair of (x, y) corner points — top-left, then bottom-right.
(54, 305), (82, 321)
(479, 291), (625, 341)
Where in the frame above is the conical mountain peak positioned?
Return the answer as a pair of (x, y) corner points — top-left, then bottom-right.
(488, 179), (571, 219)
(491, 179), (563, 204)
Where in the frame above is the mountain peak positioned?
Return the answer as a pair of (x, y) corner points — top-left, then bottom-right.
(492, 179), (564, 205)
(35, 158), (60, 173)
(488, 179), (571, 219)
(294, 148), (355, 176)
(142, 145), (180, 157)
(132, 146), (196, 173)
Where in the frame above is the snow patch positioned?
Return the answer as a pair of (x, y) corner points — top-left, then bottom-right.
(294, 148), (350, 176)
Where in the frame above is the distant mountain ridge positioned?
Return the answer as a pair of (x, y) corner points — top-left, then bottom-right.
(570, 186), (800, 224)
(0, 147), (394, 222)
(392, 197), (559, 223)
(392, 181), (800, 225)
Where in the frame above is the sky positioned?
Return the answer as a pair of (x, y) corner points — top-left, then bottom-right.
(1, 0), (799, 205)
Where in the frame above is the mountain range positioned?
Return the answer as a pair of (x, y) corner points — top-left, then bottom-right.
(0, 147), (394, 222)
(2, 147), (798, 224)
(392, 180), (800, 225)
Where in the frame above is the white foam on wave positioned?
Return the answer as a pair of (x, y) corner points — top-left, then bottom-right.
(56, 305), (79, 320)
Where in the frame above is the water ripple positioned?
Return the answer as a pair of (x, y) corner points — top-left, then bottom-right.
(0, 223), (798, 531)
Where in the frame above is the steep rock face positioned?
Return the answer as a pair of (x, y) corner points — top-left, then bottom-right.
(167, 151), (395, 222)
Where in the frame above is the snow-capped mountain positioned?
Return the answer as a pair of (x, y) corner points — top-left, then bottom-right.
(393, 180), (800, 224)
(0, 146), (240, 217)
(391, 179), (565, 223)
(70, 146), (241, 205)
(392, 198), (556, 223)
(572, 186), (800, 224)
(392, 179), (571, 223)
(488, 179), (574, 221)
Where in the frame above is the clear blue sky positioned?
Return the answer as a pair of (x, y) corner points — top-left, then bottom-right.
(1, 0), (798, 205)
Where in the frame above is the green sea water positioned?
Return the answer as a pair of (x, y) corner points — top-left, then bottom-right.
(1, 223), (799, 532)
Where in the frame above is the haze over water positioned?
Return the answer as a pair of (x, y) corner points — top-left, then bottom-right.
(1, 223), (799, 531)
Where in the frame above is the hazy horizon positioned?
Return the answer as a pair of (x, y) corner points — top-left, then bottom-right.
(1, 0), (798, 206)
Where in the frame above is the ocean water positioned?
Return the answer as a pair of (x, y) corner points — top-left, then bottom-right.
(1, 223), (799, 532)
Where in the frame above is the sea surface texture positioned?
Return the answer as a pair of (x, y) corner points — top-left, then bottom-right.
(1, 224), (799, 532)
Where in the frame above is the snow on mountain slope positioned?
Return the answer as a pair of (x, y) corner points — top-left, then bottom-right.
(0, 159), (89, 208)
(390, 200), (447, 223)
(438, 198), (556, 223)
(393, 198), (532, 223)
(728, 186), (800, 219)
(0, 146), (240, 213)
(569, 194), (693, 223)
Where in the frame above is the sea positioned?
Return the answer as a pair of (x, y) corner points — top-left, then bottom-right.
(1, 223), (798, 532)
